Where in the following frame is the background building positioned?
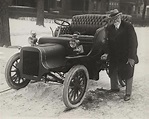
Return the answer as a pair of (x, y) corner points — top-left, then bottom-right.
(11, 0), (144, 16)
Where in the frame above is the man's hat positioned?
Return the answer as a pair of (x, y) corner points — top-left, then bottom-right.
(109, 9), (122, 18)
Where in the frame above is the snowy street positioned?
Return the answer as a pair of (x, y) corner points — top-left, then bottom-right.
(0, 18), (149, 119)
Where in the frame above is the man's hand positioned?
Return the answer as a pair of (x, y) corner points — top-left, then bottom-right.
(101, 54), (108, 60)
(127, 58), (135, 67)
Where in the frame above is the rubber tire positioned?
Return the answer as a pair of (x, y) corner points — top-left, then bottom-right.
(5, 53), (30, 90)
(118, 77), (126, 87)
(105, 66), (126, 87)
(63, 65), (89, 109)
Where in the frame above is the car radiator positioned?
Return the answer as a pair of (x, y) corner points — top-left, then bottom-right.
(23, 51), (39, 76)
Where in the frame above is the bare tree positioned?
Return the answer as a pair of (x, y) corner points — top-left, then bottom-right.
(36, 0), (44, 26)
(0, 0), (12, 47)
(142, 0), (149, 20)
(142, 0), (147, 20)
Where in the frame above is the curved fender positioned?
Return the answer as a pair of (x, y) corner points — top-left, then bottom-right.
(38, 43), (66, 69)
(20, 43), (66, 77)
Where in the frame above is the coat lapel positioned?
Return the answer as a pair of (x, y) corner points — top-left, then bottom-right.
(116, 21), (124, 34)
(112, 21), (124, 40)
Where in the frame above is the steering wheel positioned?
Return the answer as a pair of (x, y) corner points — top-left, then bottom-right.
(54, 19), (70, 26)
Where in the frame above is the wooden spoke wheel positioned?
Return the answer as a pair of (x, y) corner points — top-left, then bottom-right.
(63, 65), (89, 109)
(5, 53), (30, 90)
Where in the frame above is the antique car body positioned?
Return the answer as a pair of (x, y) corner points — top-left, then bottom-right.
(5, 14), (131, 109)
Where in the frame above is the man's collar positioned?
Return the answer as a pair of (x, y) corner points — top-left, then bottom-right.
(114, 21), (121, 29)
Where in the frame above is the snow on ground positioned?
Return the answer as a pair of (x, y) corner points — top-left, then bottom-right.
(0, 19), (149, 119)
(9, 18), (57, 46)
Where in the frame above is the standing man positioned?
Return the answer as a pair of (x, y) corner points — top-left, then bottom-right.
(102, 9), (139, 101)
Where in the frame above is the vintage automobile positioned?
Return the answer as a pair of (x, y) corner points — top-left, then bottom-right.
(5, 14), (131, 109)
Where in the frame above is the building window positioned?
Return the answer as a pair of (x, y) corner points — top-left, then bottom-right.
(138, 7), (140, 14)
(57, 0), (62, 8)
(133, 5), (135, 13)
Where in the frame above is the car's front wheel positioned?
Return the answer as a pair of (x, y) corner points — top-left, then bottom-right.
(63, 65), (89, 109)
(5, 53), (30, 90)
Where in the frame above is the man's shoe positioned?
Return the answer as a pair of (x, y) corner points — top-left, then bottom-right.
(107, 88), (120, 93)
(124, 94), (131, 101)
(30, 80), (38, 83)
(92, 77), (99, 81)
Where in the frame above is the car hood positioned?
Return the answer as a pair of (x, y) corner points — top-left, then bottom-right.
(20, 43), (66, 70)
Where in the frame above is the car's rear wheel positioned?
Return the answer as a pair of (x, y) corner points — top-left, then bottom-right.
(105, 62), (126, 87)
(5, 53), (30, 90)
(63, 65), (89, 109)
(118, 76), (126, 87)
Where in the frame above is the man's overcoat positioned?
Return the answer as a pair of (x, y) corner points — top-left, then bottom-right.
(106, 20), (139, 79)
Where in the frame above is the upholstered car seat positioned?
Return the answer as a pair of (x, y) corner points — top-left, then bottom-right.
(59, 14), (132, 36)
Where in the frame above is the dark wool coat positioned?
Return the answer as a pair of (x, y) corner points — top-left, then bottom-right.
(106, 20), (139, 79)
(106, 20), (139, 64)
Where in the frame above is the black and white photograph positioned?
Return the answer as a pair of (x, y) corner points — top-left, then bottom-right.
(0, 0), (149, 119)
